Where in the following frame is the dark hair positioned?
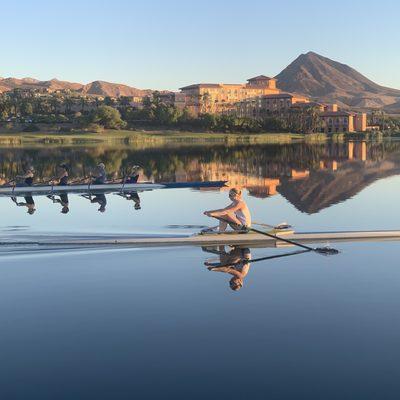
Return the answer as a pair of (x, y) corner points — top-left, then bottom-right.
(59, 164), (69, 172)
(229, 188), (242, 196)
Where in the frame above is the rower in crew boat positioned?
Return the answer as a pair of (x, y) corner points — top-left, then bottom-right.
(15, 166), (35, 187)
(125, 165), (141, 183)
(51, 164), (69, 186)
(92, 163), (107, 184)
(203, 188), (251, 232)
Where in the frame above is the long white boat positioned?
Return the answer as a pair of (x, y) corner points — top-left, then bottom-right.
(2, 230), (400, 249)
(0, 180), (227, 196)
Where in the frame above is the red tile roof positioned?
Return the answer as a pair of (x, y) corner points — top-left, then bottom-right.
(247, 75), (275, 81)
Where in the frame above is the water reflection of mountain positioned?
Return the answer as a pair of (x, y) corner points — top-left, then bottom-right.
(278, 158), (400, 214)
(1, 141), (400, 213)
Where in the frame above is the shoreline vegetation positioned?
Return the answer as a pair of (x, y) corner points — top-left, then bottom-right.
(0, 129), (306, 146)
(2, 91), (399, 148)
(0, 128), (395, 147)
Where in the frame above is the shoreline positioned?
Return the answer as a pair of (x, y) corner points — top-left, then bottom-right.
(0, 128), (391, 147)
(0, 129), (310, 146)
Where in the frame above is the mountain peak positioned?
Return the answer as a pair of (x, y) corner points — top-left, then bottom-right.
(275, 53), (400, 110)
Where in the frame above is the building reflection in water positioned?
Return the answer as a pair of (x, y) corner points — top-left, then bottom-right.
(1, 140), (399, 214)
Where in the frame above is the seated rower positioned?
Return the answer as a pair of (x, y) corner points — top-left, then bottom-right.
(92, 163), (107, 185)
(15, 166), (35, 187)
(51, 164), (69, 186)
(203, 188), (251, 232)
(125, 165), (141, 184)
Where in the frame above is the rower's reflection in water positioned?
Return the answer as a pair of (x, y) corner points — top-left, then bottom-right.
(82, 193), (107, 212)
(204, 246), (312, 291)
(47, 194), (70, 214)
(116, 191), (141, 210)
(11, 195), (36, 215)
(204, 246), (252, 291)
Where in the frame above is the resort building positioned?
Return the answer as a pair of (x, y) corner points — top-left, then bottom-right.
(179, 75), (281, 115)
(158, 92), (187, 110)
(320, 109), (367, 133)
(236, 92), (310, 118)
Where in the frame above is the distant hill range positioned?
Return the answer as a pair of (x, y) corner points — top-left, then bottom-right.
(1, 51), (400, 111)
(0, 77), (149, 97)
(275, 51), (400, 112)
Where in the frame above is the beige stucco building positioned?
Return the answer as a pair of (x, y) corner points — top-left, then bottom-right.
(179, 75), (280, 115)
(236, 92), (310, 118)
(320, 109), (367, 133)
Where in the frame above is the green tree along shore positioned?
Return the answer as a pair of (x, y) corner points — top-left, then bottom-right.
(1, 89), (400, 136)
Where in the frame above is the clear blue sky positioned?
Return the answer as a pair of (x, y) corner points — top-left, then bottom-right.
(1, 0), (399, 91)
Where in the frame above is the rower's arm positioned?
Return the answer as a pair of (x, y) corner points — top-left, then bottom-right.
(209, 266), (245, 278)
(206, 202), (240, 216)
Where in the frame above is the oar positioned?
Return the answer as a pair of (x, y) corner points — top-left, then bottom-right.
(212, 216), (339, 256)
(70, 176), (90, 184)
(3, 178), (16, 186)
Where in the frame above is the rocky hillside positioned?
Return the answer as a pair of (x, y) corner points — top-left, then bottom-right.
(275, 52), (400, 111)
(0, 77), (148, 97)
(81, 80), (148, 97)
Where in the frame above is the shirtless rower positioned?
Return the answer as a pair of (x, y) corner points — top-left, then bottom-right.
(203, 188), (251, 232)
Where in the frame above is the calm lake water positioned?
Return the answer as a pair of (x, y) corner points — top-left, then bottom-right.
(1, 139), (400, 399)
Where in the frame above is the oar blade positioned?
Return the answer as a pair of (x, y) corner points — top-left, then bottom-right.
(314, 247), (340, 256)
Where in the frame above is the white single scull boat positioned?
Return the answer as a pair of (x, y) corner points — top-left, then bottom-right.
(1, 229), (400, 249)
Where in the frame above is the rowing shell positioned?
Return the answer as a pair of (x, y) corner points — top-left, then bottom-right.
(0, 180), (227, 196)
(2, 230), (400, 249)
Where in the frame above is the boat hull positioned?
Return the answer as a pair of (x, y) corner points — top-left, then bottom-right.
(2, 230), (400, 249)
(0, 180), (227, 196)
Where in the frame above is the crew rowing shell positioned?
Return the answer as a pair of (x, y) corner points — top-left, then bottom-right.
(2, 229), (400, 249)
(0, 180), (227, 196)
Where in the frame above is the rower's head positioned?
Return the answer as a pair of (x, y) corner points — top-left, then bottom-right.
(97, 163), (105, 170)
(229, 188), (242, 201)
(229, 277), (243, 291)
(27, 206), (36, 215)
(26, 166), (35, 173)
(59, 164), (69, 172)
(61, 206), (70, 214)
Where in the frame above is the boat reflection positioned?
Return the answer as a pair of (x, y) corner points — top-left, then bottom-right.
(115, 191), (141, 210)
(11, 195), (36, 215)
(82, 193), (107, 213)
(47, 194), (70, 214)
